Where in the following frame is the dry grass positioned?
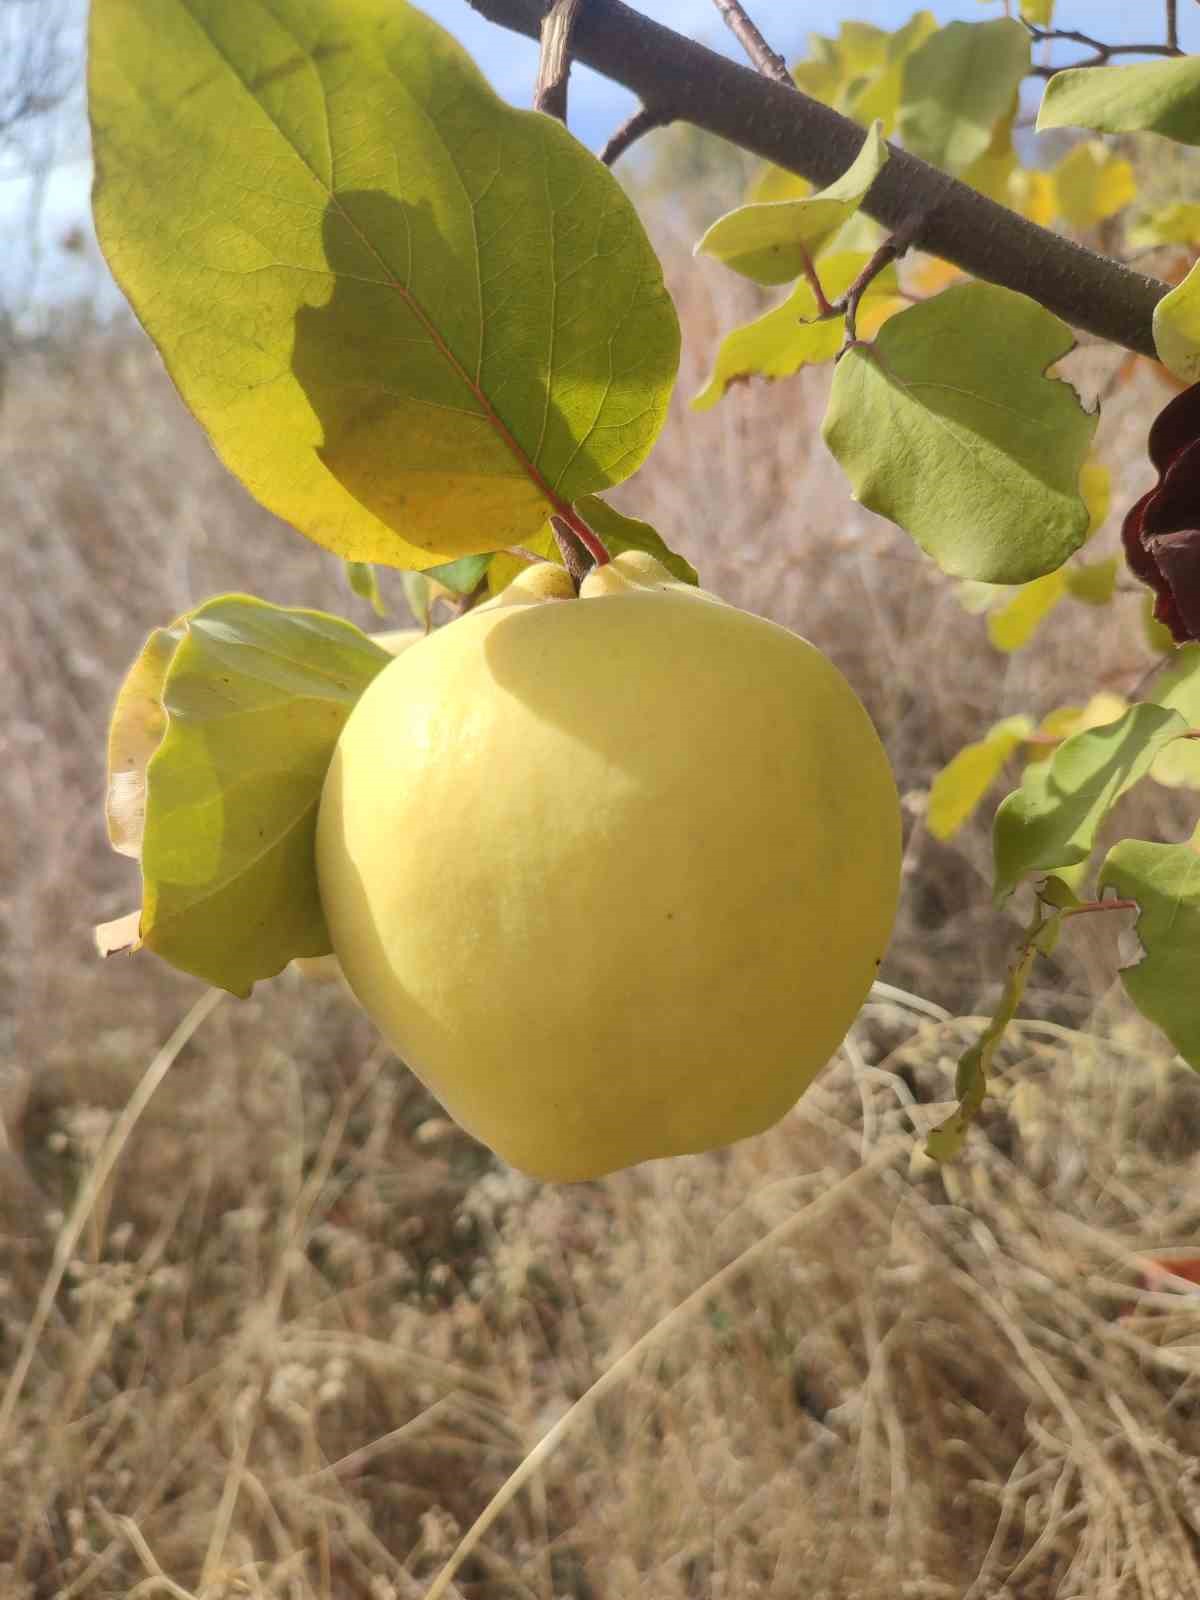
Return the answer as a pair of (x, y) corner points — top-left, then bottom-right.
(4, 205), (1200, 1598)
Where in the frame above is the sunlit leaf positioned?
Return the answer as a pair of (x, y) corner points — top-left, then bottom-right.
(103, 595), (391, 995)
(823, 282), (1097, 583)
(1150, 644), (1200, 787)
(961, 99), (1018, 205)
(1020, 0), (1054, 22)
(898, 19), (1030, 176)
(1053, 141), (1136, 229)
(746, 165), (811, 205)
(927, 714), (1033, 840)
(1129, 203), (1200, 250)
(993, 702), (1187, 900)
(1038, 58), (1200, 146)
(1023, 693), (1129, 764)
(906, 254), (964, 296)
(1065, 557), (1118, 606)
(691, 254), (901, 411)
(1099, 829), (1200, 1068)
(1009, 168), (1057, 228)
(105, 620), (186, 858)
(89, 0), (679, 568)
(987, 571), (1067, 652)
(845, 11), (938, 134)
(1153, 261), (1200, 384)
(695, 123), (889, 285)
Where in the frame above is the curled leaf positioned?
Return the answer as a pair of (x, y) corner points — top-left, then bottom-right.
(1120, 384), (1200, 642)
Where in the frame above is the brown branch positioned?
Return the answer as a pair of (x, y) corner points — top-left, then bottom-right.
(834, 217), (923, 344)
(1167, 0), (1179, 52)
(463, 0), (1168, 359)
(600, 103), (672, 165)
(535, 0), (585, 121)
(709, 0), (792, 86)
(1024, 21), (1184, 75)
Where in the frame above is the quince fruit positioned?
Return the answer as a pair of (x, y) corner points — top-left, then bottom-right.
(316, 553), (901, 1181)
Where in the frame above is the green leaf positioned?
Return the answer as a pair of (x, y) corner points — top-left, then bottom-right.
(423, 554), (492, 597)
(927, 714), (1033, 840)
(1143, 593), (1179, 655)
(822, 282), (1098, 584)
(1053, 141), (1136, 229)
(845, 12), (938, 135)
(992, 702), (1187, 901)
(694, 123), (889, 285)
(1064, 557), (1118, 606)
(1099, 832), (1200, 1068)
(897, 19), (1030, 176)
(1153, 260), (1200, 383)
(101, 595), (391, 996)
(346, 561), (387, 617)
(691, 253), (900, 411)
(1150, 644), (1200, 788)
(1020, 0), (1054, 22)
(987, 571), (1068, 652)
(89, 0), (679, 569)
(1038, 58), (1200, 146)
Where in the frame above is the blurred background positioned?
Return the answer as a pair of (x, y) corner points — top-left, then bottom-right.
(6, 3), (1200, 1597)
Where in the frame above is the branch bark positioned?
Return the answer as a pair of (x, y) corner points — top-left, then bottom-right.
(468, 0), (1167, 359)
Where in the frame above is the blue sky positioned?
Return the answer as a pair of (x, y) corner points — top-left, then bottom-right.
(5, 1), (1197, 325)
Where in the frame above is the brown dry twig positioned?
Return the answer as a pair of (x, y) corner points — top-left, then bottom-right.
(709, 0), (792, 86)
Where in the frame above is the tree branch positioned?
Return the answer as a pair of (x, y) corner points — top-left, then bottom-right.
(535, 0), (585, 120)
(600, 103), (672, 165)
(464, 0), (1168, 359)
(709, 0), (792, 86)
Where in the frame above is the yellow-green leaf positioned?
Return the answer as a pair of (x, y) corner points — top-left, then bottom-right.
(1153, 260), (1200, 383)
(695, 123), (889, 285)
(987, 571), (1067, 652)
(1099, 830), (1200, 1068)
(898, 19), (1030, 176)
(89, 0), (679, 569)
(823, 282), (1097, 584)
(927, 714), (1033, 839)
(691, 253), (900, 411)
(993, 702), (1187, 900)
(1064, 557), (1118, 606)
(746, 165), (811, 205)
(346, 561), (387, 617)
(1151, 644), (1200, 787)
(104, 595), (392, 996)
(105, 619), (187, 858)
(1129, 203), (1200, 250)
(1039, 58), (1200, 146)
(1053, 140), (1136, 229)
(1080, 459), (1111, 538)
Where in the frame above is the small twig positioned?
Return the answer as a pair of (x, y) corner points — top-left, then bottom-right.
(1062, 897), (1138, 918)
(833, 215), (924, 347)
(600, 103), (673, 165)
(798, 244), (836, 319)
(709, 0), (793, 86)
(1167, 0), (1179, 52)
(535, 0), (585, 122)
(1023, 21), (1184, 75)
